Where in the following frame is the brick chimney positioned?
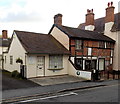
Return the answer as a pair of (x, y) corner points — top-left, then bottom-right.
(85, 9), (95, 31)
(105, 2), (115, 23)
(2, 30), (8, 39)
(54, 13), (62, 25)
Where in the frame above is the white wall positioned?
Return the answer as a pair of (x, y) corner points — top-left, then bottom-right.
(104, 22), (119, 70)
(26, 54), (69, 78)
(4, 32), (26, 72)
(117, 31), (120, 70)
(118, 1), (120, 12)
(68, 61), (91, 80)
(85, 25), (95, 31)
(50, 26), (69, 50)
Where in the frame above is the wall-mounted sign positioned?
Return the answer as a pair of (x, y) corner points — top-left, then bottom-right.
(76, 71), (80, 75)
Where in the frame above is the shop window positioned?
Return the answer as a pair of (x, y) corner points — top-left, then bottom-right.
(75, 58), (83, 70)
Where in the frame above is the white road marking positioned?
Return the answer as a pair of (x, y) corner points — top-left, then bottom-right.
(40, 92), (78, 100)
(15, 92), (78, 103)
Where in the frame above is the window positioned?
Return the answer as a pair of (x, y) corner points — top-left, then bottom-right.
(75, 58), (83, 70)
(99, 41), (105, 48)
(75, 40), (82, 50)
(99, 59), (105, 71)
(10, 56), (13, 65)
(106, 42), (111, 48)
(49, 55), (63, 69)
(88, 48), (92, 55)
(28, 56), (35, 64)
(111, 50), (113, 57)
(5, 56), (6, 63)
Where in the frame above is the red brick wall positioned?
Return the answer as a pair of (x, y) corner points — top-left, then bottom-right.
(70, 39), (113, 58)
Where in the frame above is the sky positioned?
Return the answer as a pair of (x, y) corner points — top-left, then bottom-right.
(0, 0), (120, 37)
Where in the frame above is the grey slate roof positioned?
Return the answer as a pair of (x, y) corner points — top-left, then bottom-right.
(14, 30), (70, 54)
(0, 38), (11, 47)
(78, 13), (120, 32)
(52, 25), (115, 43)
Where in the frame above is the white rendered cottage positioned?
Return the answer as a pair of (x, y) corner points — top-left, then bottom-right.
(4, 30), (70, 78)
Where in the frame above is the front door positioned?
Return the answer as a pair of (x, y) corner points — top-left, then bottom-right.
(37, 56), (45, 77)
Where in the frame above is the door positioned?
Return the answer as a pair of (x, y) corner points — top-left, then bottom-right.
(37, 56), (45, 77)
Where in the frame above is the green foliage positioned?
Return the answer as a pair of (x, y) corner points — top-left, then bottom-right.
(16, 58), (23, 64)
(11, 70), (21, 78)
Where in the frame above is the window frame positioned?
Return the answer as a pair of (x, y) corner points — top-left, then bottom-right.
(99, 41), (105, 48)
(75, 40), (83, 50)
(5, 56), (6, 63)
(10, 56), (13, 65)
(88, 48), (92, 56)
(49, 55), (63, 69)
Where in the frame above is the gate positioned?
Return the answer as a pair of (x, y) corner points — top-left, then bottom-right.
(20, 65), (26, 78)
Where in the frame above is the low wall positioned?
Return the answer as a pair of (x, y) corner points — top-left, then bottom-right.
(68, 61), (91, 80)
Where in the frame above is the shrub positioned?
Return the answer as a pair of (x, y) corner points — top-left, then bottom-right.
(11, 70), (21, 78)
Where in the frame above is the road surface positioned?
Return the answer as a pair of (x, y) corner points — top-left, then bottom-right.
(7, 82), (119, 103)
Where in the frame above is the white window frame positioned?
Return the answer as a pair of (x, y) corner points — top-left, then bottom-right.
(88, 48), (92, 56)
(99, 58), (105, 71)
(28, 56), (35, 64)
(5, 56), (6, 63)
(75, 40), (82, 50)
(111, 50), (113, 57)
(49, 55), (63, 69)
(10, 56), (13, 65)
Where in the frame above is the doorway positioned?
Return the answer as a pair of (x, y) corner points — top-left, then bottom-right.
(37, 56), (45, 77)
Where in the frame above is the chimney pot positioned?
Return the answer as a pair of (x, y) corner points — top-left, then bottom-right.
(85, 9), (94, 26)
(54, 13), (62, 25)
(105, 2), (115, 23)
(2, 30), (8, 39)
(111, 1), (113, 6)
(108, 2), (110, 7)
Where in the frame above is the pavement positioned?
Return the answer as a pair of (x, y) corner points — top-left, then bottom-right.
(29, 75), (86, 86)
(2, 79), (119, 102)
(1, 70), (39, 91)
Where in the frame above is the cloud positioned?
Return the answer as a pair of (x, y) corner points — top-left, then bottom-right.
(0, 0), (43, 23)
(1, 12), (42, 23)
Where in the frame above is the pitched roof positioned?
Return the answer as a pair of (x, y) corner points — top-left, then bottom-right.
(78, 13), (120, 32)
(53, 25), (115, 43)
(14, 30), (69, 54)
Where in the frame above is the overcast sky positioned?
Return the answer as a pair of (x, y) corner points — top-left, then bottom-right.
(0, 0), (120, 37)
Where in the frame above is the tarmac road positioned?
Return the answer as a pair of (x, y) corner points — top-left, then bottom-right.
(1, 80), (119, 103)
(15, 82), (119, 103)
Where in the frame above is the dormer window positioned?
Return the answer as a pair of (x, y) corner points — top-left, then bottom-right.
(75, 40), (83, 50)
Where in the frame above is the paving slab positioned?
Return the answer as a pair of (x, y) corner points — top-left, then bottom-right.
(29, 75), (86, 86)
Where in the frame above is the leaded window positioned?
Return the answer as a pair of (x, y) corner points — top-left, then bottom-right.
(75, 40), (82, 50)
(49, 55), (63, 69)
